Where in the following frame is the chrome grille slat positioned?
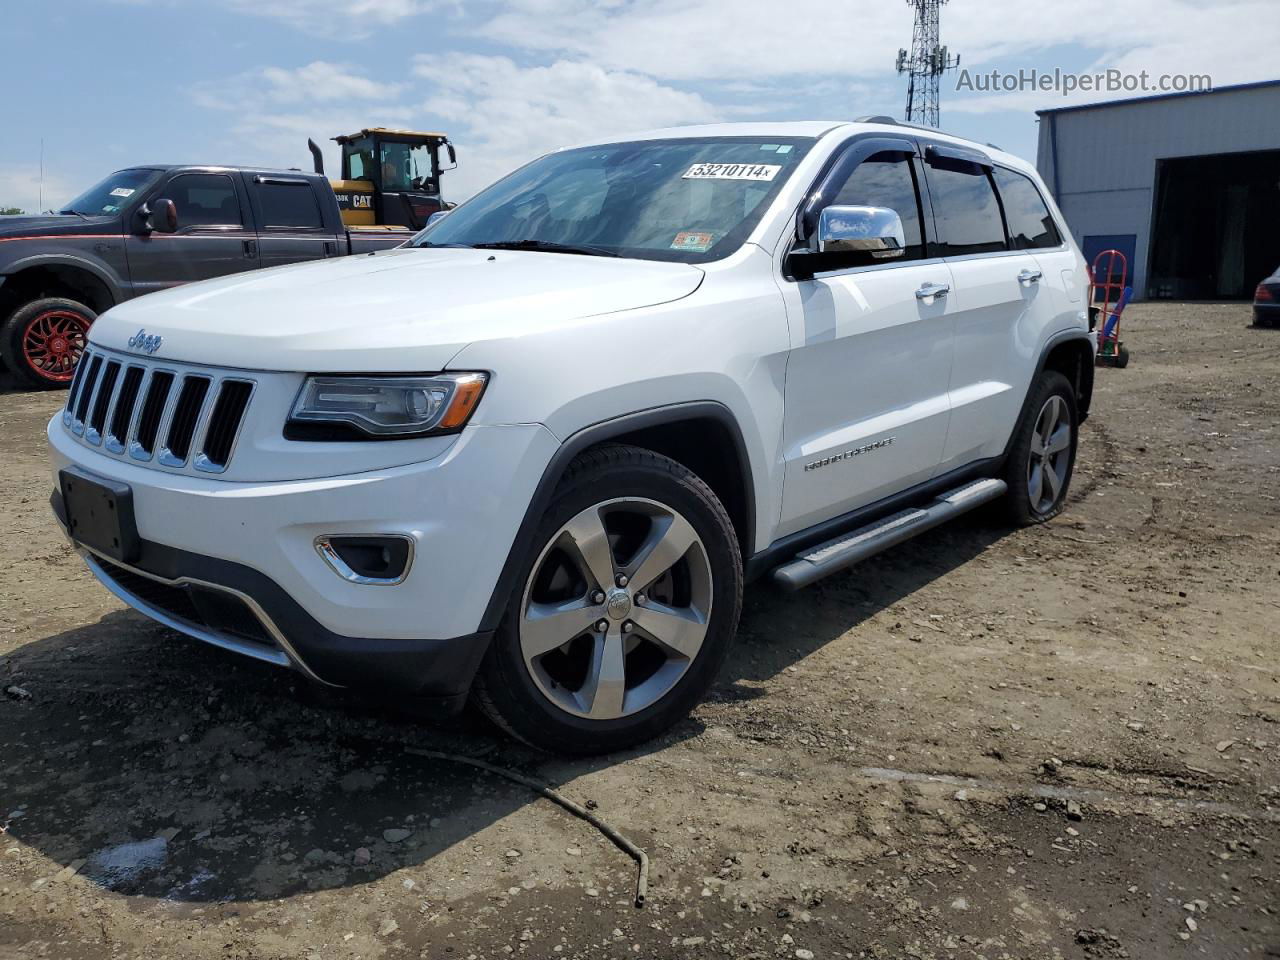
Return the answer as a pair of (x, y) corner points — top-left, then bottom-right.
(105, 365), (145, 455)
(158, 376), (212, 468)
(63, 348), (255, 475)
(71, 355), (103, 435)
(86, 361), (122, 445)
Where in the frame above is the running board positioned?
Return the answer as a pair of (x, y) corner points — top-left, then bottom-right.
(771, 478), (1007, 591)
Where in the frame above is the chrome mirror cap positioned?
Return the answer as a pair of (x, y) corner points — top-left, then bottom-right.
(817, 205), (906, 259)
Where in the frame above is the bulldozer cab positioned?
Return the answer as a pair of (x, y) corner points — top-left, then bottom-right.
(325, 128), (456, 231)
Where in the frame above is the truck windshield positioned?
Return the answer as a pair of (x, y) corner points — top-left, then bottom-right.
(61, 168), (162, 217)
(411, 136), (815, 264)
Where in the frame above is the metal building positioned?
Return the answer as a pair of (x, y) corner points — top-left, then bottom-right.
(1036, 79), (1280, 301)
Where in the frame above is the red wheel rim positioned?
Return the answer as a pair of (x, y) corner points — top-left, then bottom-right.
(21, 310), (91, 383)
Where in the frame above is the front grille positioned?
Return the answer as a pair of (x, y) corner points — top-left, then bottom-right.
(64, 349), (254, 474)
(95, 557), (275, 649)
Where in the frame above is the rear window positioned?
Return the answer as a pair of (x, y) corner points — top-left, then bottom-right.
(927, 162), (1007, 257)
(994, 168), (1062, 250)
(258, 182), (324, 229)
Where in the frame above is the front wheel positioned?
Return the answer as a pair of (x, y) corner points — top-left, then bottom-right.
(1002, 371), (1079, 525)
(1, 297), (96, 390)
(474, 444), (743, 755)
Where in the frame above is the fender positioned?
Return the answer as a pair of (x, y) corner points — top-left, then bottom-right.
(477, 401), (755, 633)
(1000, 327), (1095, 463)
(1, 250), (127, 306)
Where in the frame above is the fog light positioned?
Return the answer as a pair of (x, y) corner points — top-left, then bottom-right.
(315, 535), (414, 585)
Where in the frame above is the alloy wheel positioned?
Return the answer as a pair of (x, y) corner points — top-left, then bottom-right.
(519, 497), (713, 721)
(1027, 394), (1072, 514)
(22, 310), (90, 383)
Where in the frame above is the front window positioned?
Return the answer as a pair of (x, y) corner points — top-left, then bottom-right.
(379, 141), (435, 192)
(412, 136), (815, 263)
(62, 168), (162, 217)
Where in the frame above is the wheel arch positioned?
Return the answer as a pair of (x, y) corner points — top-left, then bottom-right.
(1037, 331), (1094, 423)
(477, 402), (755, 634)
(0, 258), (120, 321)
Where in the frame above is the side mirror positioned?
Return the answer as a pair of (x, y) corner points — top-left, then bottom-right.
(425, 210), (450, 227)
(443, 142), (457, 170)
(141, 198), (178, 234)
(815, 205), (905, 257)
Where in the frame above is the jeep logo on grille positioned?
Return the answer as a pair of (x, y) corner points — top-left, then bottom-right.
(127, 329), (163, 355)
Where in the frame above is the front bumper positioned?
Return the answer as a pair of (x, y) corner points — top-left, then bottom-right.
(48, 417), (560, 700)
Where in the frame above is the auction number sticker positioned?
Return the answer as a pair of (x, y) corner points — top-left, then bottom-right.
(109, 187), (136, 198)
(683, 162), (781, 181)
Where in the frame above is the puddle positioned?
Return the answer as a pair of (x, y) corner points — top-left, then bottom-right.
(82, 837), (168, 888)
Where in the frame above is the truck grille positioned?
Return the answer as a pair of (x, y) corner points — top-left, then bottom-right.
(63, 349), (254, 474)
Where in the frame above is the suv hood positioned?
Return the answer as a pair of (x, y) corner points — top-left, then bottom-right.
(89, 247), (705, 371)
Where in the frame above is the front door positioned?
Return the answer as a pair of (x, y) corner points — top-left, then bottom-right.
(124, 171), (258, 295)
(775, 148), (956, 539)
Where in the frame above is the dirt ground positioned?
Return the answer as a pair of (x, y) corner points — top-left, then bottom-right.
(1, 302), (1277, 960)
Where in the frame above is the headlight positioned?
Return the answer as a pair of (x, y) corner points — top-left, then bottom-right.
(286, 373), (488, 441)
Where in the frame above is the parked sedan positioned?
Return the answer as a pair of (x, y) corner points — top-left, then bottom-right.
(1255, 268), (1280, 326)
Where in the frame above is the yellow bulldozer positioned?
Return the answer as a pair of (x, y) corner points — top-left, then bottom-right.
(307, 128), (457, 232)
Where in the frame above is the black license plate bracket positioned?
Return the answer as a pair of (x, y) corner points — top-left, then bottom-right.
(59, 467), (140, 563)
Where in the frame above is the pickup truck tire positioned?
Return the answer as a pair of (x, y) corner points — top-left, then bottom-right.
(2, 297), (96, 390)
(1002, 370), (1078, 525)
(474, 443), (743, 755)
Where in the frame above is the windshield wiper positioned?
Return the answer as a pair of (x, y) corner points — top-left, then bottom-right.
(60, 209), (91, 221)
(469, 240), (619, 258)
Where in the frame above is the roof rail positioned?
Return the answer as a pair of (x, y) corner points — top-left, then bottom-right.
(854, 115), (900, 125)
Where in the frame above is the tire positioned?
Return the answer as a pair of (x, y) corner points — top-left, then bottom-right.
(474, 443), (743, 755)
(1114, 345), (1130, 368)
(1, 297), (96, 390)
(1002, 371), (1079, 526)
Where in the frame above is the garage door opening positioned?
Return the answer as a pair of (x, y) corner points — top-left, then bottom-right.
(1147, 149), (1280, 300)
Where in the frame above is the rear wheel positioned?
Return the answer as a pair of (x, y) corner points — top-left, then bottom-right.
(1, 297), (95, 390)
(474, 444), (742, 755)
(1002, 371), (1078, 525)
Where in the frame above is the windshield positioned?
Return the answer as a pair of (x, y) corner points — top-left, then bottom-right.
(412, 136), (815, 263)
(379, 141), (435, 192)
(62, 168), (162, 217)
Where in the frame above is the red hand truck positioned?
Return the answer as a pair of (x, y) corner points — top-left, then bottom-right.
(1089, 249), (1131, 368)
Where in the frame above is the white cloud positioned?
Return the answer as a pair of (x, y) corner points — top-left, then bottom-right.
(0, 166), (78, 215)
(191, 63), (412, 173)
(412, 54), (722, 197)
(113, 0), (440, 36)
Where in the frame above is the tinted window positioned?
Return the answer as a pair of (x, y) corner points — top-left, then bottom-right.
(993, 168), (1061, 250)
(927, 162), (1007, 257)
(167, 174), (241, 227)
(259, 182), (323, 229)
(829, 152), (925, 262)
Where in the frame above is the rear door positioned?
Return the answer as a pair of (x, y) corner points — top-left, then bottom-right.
(921, 146), (1048, 470)
(124, 170), (258, 295)
(775, 141), (957, 538)
(246, 175), (340, 269)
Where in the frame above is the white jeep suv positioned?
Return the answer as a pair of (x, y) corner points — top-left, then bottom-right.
(48, 120), (1093, 754)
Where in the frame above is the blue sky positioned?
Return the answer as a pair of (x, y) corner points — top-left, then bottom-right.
(2, 0), (1274, 213)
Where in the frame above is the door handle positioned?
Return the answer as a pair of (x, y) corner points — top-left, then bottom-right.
(915, 282), (950, 301)
(323, 240), (338, 257)
(1018, 269), (1043, 284)
(242, 239), (257, 258)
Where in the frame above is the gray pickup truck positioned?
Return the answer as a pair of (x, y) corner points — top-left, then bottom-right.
(0, 165), (413, 389)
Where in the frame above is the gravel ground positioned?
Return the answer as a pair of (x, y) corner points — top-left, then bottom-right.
(1, 302), (1277, 960)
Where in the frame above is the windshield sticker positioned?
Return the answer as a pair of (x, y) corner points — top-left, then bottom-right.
(776, 145), (794, 154)
(671, 230), (716, 253)
(109, 187), (136, 198)
(683, 162), (781, 182)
